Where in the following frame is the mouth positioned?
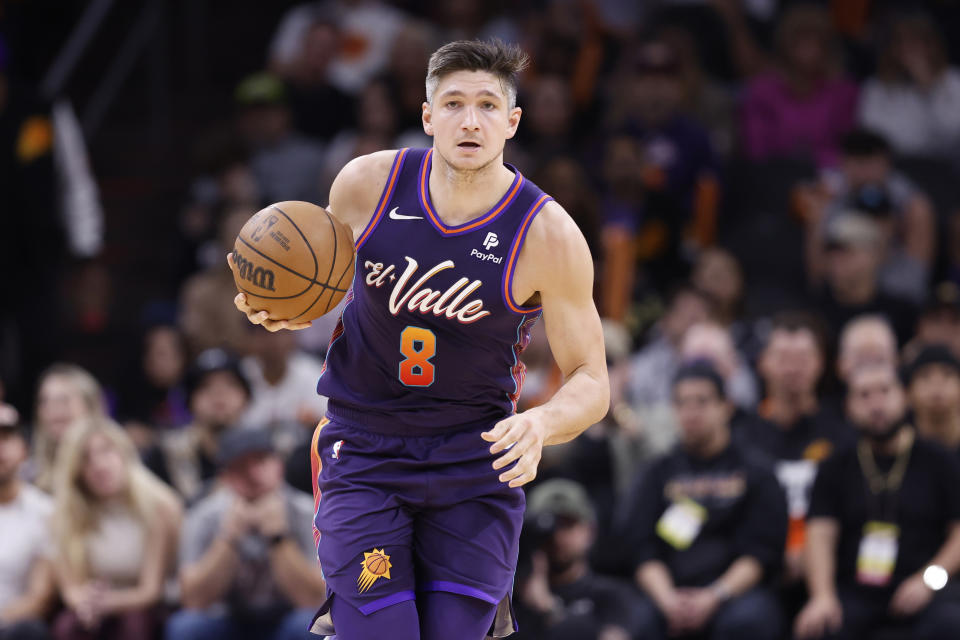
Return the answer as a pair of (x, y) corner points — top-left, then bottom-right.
(457, 141), (481, 150)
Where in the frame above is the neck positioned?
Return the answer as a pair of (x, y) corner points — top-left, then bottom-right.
(915, 410), (960, 450)
(690, 425), (730, 459)
(0, 478), (20, 504)
(766, 389), (818, 428)
(551, 559), (588, 586)
(869, 425), (909, 456)
(833, 277), (876, 306)
(261, 359), (287, 386)
(428, 149), (514, 226)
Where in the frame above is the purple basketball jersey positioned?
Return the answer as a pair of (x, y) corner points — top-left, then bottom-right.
(317, 148), (552, 434)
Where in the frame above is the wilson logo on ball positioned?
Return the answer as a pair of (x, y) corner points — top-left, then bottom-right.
(233, 250), (276, 291)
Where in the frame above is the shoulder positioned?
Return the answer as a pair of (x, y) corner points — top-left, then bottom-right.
(522, 200), (593, 285)
(186, 488), (229, 525)
(20, 483), (54, 517)
(328, 149), (405, 226)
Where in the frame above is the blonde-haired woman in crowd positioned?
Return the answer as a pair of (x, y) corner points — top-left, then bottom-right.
(50, 417), (182, 640)
(30, 364), (107, 493)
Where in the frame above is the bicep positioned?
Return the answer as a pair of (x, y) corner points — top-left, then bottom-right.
(536, 211), (605, 378)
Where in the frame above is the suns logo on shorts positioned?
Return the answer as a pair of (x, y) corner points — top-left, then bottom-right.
(357, 548), (392, 593)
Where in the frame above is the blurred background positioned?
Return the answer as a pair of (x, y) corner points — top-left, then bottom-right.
(3, 1), (960, 639)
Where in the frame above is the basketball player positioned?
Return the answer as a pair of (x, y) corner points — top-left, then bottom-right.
(231, 40), (609, 639)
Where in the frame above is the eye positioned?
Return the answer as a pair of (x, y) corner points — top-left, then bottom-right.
(482, 102), (496, 110)
(446, 101), (460, 109)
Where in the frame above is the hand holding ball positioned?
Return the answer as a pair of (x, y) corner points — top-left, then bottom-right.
(229, 201), (355, 327)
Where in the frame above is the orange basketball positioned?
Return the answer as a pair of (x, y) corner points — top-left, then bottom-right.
(365, 554), (389, 576)
(231, 201), (354, 322)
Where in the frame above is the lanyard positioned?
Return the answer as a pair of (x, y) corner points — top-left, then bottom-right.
(856, 428), (914, 522)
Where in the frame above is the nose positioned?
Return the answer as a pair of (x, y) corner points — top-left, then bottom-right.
(461, 106), (480, 131)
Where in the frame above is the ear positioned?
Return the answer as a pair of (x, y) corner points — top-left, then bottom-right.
(505, 106), (522, 140)
(422, 101), (434, 137)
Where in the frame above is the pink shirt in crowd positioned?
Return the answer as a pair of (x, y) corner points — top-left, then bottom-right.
(741, 72), (859, 167)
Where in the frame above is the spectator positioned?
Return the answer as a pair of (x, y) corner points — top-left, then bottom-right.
(116, 325), (191, 452)
(515, 479), (644, 640)
(740, 4), (858, 167)
(811, 215), (916, 343)
(269, 1), (407, 95)
(50, 417), (182, 640)
(280, 14), (356, 143)
(238, 325), (327, 454)
(799, 129), (935, 305)
(858, 12), (960, 158)
(28, 364), (106, 494)
(836, 316), (899, 385)
(606, 39), (721, 292)
(0, 416), (56, 640)
(795, 363), (960, 639)
(690, 248), (765, 367)
(532, 156), (601, 262)
(143, 349), (251, 504)
(234, 72), (325, 205)
(178, 206), (254, 356)
(166, 429), (323, 640)
(906, 345), (960, 457)
(680, 321), (758, 413)
(511, 75), (577, 174)
(906, 283), (960, 361)
(383, 19), (437, 142)
(621, 285), (711, 457)
(627, 362), (787, 640)
(736, 313), (853, 602)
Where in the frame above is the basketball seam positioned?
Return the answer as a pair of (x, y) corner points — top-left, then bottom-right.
(288, 209), (343, 321)
(324, 222), (356, 315)
(271, 205), (319, 282)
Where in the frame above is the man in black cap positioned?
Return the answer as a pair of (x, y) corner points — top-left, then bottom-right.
(515, 478), (644, 640)
(796, 362), (960, 639)
(906, 345), (960, 457)
(167, 428), (324, 640)
(0, 415), (56, 640)
(143, 348), (252, 503)
(626, 361), (787, 640)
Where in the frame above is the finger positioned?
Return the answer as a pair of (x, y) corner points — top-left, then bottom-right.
(492, 446), (523, 470)
(234, 292), (247, 310)
(489, 421), (525, 454)
(481, 418), (513, 443)
(505, 465), (537, 488)
(226, 252), (235, 269)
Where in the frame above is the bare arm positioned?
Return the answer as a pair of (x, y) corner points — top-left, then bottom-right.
(804, 518), (840, 601)
(0, 557), (56, 623)
(903, 195), (935, 267)
(925, 521), (960, 576)
(268, 539), (326, 608)
(636, 561), (677, 611)
(483, 202), (610, 486)
(709, 556), (763, 599)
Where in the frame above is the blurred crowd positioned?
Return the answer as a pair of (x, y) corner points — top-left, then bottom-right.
(4, 0), (960, 639)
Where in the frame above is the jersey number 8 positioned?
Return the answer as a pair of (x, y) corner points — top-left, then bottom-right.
(399, 326), (436, 387)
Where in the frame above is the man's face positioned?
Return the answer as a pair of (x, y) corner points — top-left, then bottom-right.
(662, 292), (710, 346)
(190, 371), (248, 429)
(224, 452), (284, 501)
(838, 324), (897, 382)
(673, 379), (731, 450)
(422, 70), (521, 172)
(909, 364), (960, 416)
(0, 431), (26, 485)
(842, 155), (890, 188)
(760, 329), (823, 396)
(847, 367), (906, 438)
(825, 244), (879, 295)
(546, 516), (593, 570)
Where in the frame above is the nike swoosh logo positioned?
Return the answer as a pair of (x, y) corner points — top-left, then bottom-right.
(389, 207), (423, 221)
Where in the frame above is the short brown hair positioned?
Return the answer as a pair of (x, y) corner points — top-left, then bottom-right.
(426, 39), (529, 108)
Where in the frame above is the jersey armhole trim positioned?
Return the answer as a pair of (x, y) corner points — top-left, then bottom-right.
(502, 194), (553, 314)
(355, 148), (408, 250)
